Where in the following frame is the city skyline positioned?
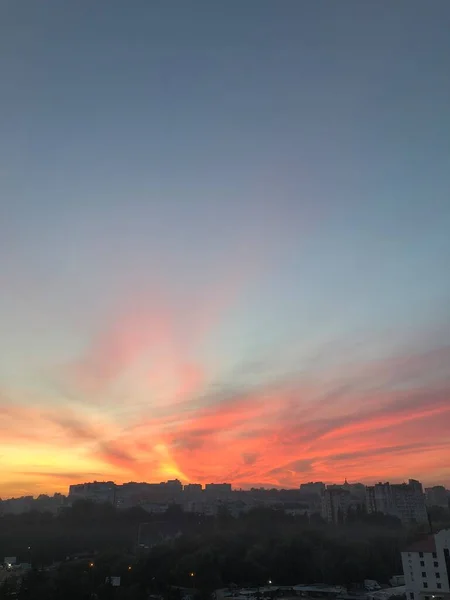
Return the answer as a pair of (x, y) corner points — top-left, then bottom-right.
(1, 1), (450, 498)
(2, 471), (450, 502)
(3, 475), (447, 501)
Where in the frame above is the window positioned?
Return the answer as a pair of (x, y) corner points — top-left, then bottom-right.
(434, 561), (439, 567)
(421, 561), (425, 566)
(436, 572), (440, 578)
(420, 552), (424, 558)
(423, 583), (428, 589)
(422, 572), (427, 577)
(432, 552), (437, 558)
(437, 584), (442, 590)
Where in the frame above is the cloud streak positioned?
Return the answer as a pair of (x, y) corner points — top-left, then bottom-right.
(1, 311), (450, 498)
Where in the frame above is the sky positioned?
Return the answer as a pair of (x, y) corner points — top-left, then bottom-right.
(1, 0), (450, 499)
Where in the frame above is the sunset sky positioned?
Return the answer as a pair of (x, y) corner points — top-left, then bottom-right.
(1, 1), (450, 499)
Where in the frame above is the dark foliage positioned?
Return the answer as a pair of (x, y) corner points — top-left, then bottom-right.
(1, 501), (448, 599)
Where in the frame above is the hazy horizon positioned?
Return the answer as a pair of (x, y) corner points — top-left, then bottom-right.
(1, 1), (450, 498)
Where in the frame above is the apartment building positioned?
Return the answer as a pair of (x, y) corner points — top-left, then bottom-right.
(425, 487), (449, 508)
(69, 482), (116, 504)
(366, 480), (428, 525)
(321, 488), (351, 523)
(401, 529), (450, 600)
(204, 483), (232, 497)
(300, 482), (325, 496)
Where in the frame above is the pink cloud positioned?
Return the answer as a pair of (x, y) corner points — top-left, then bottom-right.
(2, 325), (450, 497)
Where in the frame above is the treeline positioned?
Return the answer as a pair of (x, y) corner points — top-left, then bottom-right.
(1, 526), (408, 600)
(1, 521), (411, 600)
(1, 501), (449, 600)
(0, 501), (184, 565)
(0, 500), (405, 565)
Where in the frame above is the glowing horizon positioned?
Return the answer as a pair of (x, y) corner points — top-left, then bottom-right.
(1, 299), (449, 498)
(1, 2), (450, 499)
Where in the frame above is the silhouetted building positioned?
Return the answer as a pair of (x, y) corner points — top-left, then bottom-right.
(425, 486), (449, 508)
(366, 480), (428, 525)
(204, 483), (232, 497)
(299, 482), (325, 496)
(321, 488), (351, 523)
(184, 483), (202, 494)
(69, 482), (116, 504)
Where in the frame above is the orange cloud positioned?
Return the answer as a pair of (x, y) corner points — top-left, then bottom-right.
(2, 314), (450, 498)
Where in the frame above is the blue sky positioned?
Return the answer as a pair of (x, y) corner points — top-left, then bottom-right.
(1, 1), (450, 496)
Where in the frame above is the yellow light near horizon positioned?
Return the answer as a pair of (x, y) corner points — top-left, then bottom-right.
(0, 443), (105, 496)
(159, 461), (189, 481)
(0, 444), (97, 472)
(153, 443), (189, 481)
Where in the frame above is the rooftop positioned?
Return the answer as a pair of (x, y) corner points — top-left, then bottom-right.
(366, 587), (405, 600)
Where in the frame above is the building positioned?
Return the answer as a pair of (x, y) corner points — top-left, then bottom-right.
(204, 483), (232, 497)
(366, 485), (377, 513)
(321, 488), (351, 523)
(401, 529), (450, 600)
(116, 480), (183, 507)
(425, 487), (449, 509)
(68, 482), (116, 504)
(343, 480), (366, 500)
(366, 480), (428, 525)
(366, 482), (391, 515)
(293, 584), (346, 597)
(183, 483), (203, 503)
(298, 482), (325, 513)
(299, 482), (325, 496)
(184, 484), (202, 494)
(166, 479), (183, 494)
(0, 496), (35, 515)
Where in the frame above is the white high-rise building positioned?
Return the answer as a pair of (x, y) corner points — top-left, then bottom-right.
(401, 529), (450, 600)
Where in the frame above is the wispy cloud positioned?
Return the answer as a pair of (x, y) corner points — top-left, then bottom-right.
(2, 323), (450, 497)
